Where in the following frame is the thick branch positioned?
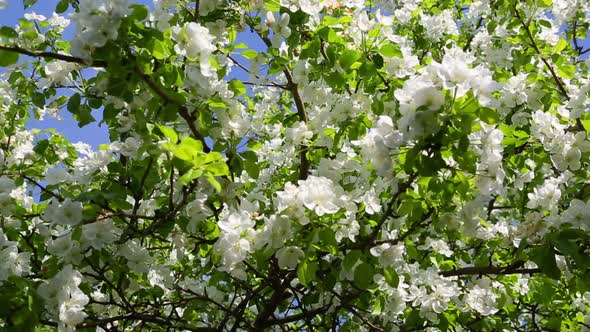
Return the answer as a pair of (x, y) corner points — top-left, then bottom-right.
(440, 262), (541, 277)
(244, 16), (310, 180)
(253, 272), (295, 329)
(0, 45), (106, 67)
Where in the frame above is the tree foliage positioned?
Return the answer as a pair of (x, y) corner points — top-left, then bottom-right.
(1, 0), (590, 331)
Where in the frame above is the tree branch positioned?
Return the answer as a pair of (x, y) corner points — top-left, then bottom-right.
(440, 261), (541, 277)
(513, 6), (569, 100)
(133, 66), (209, 151)
(0, 45), (106, 67)
(244, 15), (310, 180)
(375, 207), (435, 246)
(22, 174), (64, 202)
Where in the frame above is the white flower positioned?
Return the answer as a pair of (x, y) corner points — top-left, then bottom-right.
(37, 265), (89, 330)
(82, 220), (122, 250)
(118, 240), (153, 273)
(41, 61), (79, 88)
(44, 198), (83, 226)
(186, 192), (212, 233)
(61, 199), (84, 225)
(45, 167), (71, 185)
(527, 177), (561, 210)
(70, 0), (130, 59)
(214, 210), (257, 271)
(562, 199), (590, 230)
(148, 266), (174, 292)
(0, 245), (31, 283)
(59, 299), (88, 326)
(0, 176), (16, 193)
(48, 13), (70, 28)
(47, 234), (82, 263)
(285, 121), (313, 145)
(418, 237), (453, 257)
(359, 189), (381, 215)
(119, 136), (141, 157)
(370, 243), (404, 268)
(297, 176), (344, 216)
(256, 214), (292, 249)
(420, 9), (458, 41)
(292, 60), (309, 84)
(266, 12), (291, 46)
(373, 116), (403, 149)
(199, 0), (222, 16)
(465, 283), (499, 316)
(275, 182), (309, 225)
(24, 12), (46, 21)
(276, 246), (304, 269)
(172, 22), (216, 61)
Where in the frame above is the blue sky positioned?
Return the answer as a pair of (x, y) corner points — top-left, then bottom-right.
(0, 1), (588, 149)
(0, 0), (258, 149)
(0, 1), (155, 148)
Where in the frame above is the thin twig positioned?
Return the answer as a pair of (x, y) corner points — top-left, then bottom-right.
(22, 174), (64, 202)
(513, 6), (569, 100)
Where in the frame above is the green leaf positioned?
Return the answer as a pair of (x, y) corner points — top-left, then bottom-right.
(383, 268), (399, 288)
(553, 39), (568, 53)
(530, 245), (560, 279)
(181, 136), (203, 153)
(0, 27), (18, 38)
(149, 40), (168, 60)
(479, 107), (500, 124)
(372, 54), (384, 69)
(313, 228), (338, 255)
(129, 4), (148, 21)
(241, 49), (258, 59)
(157, 125), (178, 143)
(171, 145), (195, 161)
(557, 63), (575, 79)
(229, 79), (247, 96)
(297, 260), (319, 287)
(206, 161), (229, 177)
(538, 20), (552, 29)
(379, 44), (402, 58)
(0, 50), (19, 66)
(55, 0), (69, 13)
(358, 61), (377, 79)
(343, 250), (362, 270)
(24, 0), (38, 9)
(74, 104), (95, 127)
(178, 168), (203, 185)
(263, 0), (280, 11)
(354, 262), (374, 289)
(205, 172), (222, 192)
(538, 0), (552, 7)
(339, 50), (361, 71)
(67, 93), (81, 114)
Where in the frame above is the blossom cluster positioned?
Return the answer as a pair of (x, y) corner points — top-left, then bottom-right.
(1, 0), (590, 331)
